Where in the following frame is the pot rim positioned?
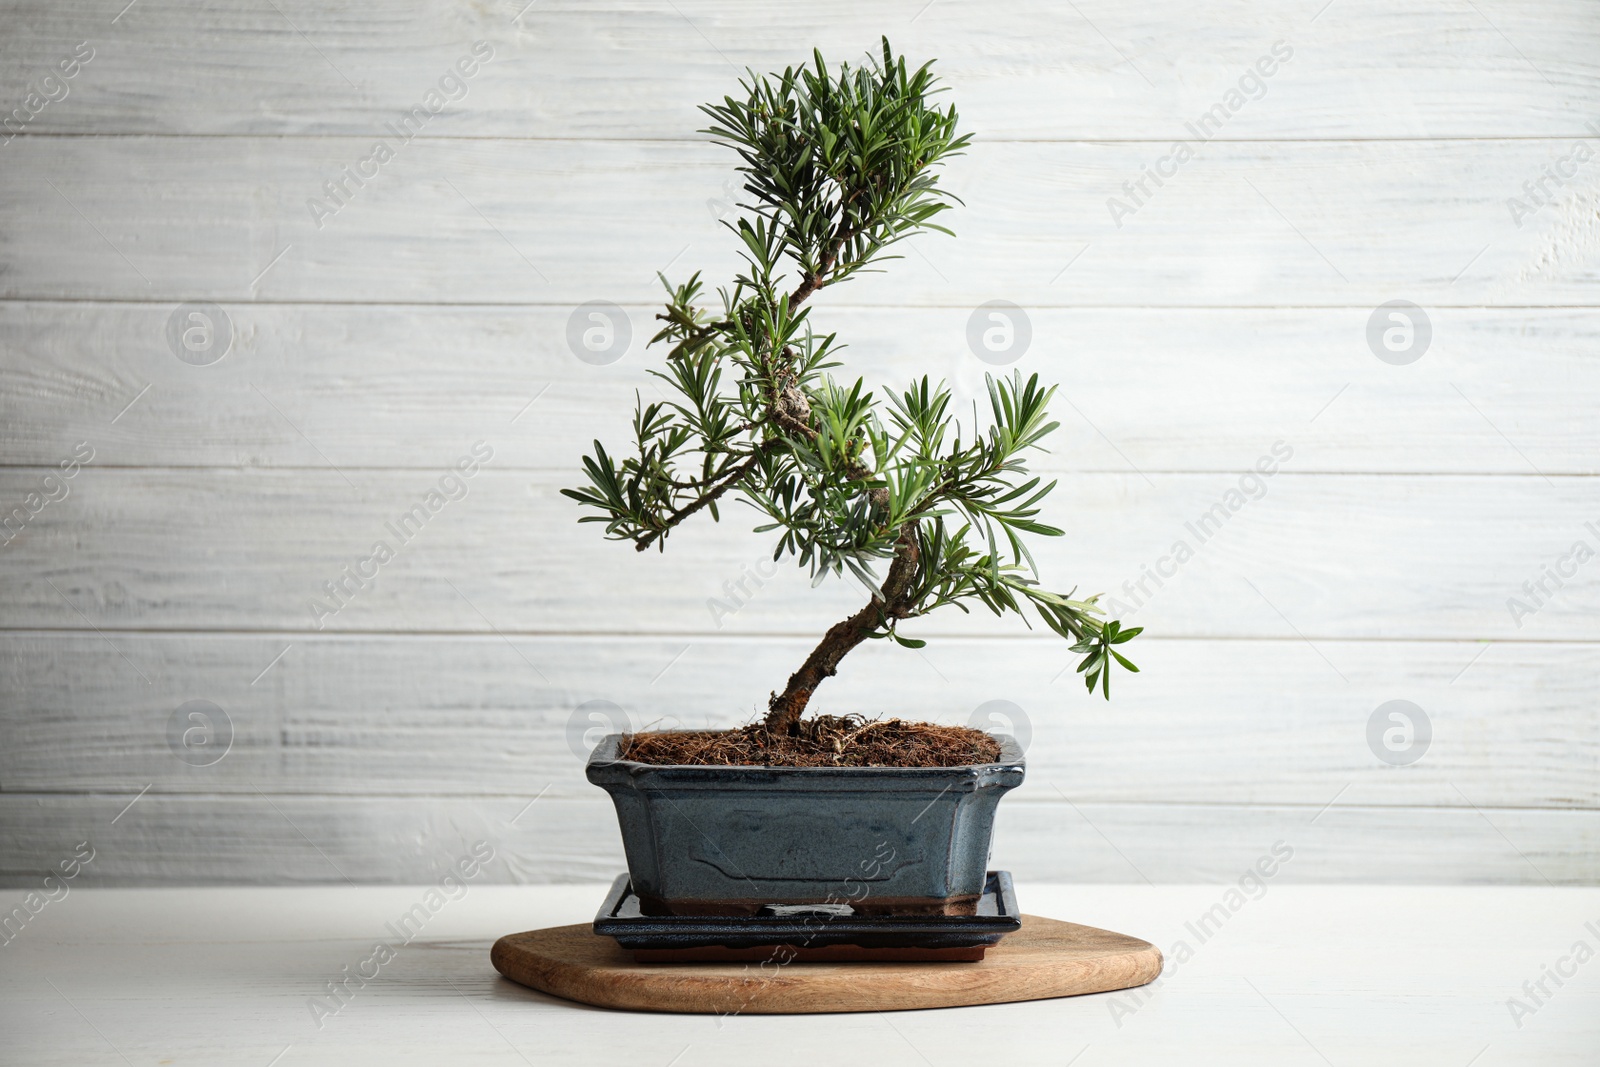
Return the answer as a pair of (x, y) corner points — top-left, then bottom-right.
(585, 730), (1025, 784)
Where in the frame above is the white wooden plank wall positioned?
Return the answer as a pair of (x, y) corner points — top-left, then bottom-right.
(0, 0), (1596, 886)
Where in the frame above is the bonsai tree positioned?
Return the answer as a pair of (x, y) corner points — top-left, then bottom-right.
(564, 40), (1141, 740)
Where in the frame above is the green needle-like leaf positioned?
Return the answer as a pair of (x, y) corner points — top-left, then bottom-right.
(561, 40), (1142, 722)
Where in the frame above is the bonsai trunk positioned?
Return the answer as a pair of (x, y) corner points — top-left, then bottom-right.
(764, 527), (920, 734)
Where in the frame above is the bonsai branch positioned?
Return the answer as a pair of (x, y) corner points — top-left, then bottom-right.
(662, 235), (849, 358)
(634, 449), (766, 553)
(765, 525), (920, 733)
(787, 253), (834, 310)
(787, 216), (859, 310)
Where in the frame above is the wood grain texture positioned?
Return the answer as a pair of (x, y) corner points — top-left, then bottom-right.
(3, 634), (1595, 810)
(1, 0), (1596, 887)
(489, 915), (1162, 1013)
(2, 135), (1597, 306)
(3, 792), (1595, 885)
(2, 0), (1598, 139)
(1, 468), (1595, 639)
(4, 302), (1599, 474)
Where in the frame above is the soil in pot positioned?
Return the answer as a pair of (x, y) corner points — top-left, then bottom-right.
(618, 715), (1001, 768)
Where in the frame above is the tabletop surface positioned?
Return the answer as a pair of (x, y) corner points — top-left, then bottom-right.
(4, 883), (1598, 1066)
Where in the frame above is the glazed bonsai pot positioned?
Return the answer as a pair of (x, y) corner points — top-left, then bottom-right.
(585, 732), (1025, 916)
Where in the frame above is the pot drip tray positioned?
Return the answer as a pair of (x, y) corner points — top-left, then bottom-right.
(594, 871), (1020, 962)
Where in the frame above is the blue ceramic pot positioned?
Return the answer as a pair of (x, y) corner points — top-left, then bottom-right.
(586, 732), (1025, 916)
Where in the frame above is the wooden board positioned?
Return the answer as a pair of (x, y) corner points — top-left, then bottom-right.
(4, 0), (1597, 140)
(4, 791), (1596, 886)
(6, 302), (1600, 475)
(489, 914), (1162, 1013)
(4, 628), (1597, 886)
(3, 633), (1595, 810)
(1, 136), (1594, 306)
(1, 468), (1595, 639)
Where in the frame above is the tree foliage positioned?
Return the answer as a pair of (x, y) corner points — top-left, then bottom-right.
(563, 40), (1141, 730)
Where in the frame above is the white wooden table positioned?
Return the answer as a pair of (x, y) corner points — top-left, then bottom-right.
(4, 884), (1597, 1065)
